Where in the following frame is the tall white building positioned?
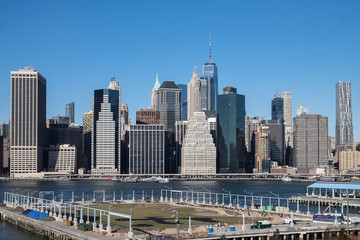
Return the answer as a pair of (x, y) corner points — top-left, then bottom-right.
(10, 67), (47, 177)
(282, 92), (292, 132)
(181, 112), (216, 175)
(48, 144), (76, 173)
(151, 73), (161, 110)
(187, 67), (202, 120)
(336, 81), (353, 146)
(91, 81), (121, 174)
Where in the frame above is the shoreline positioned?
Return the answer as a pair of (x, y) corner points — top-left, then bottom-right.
(0, 177), (316, 182)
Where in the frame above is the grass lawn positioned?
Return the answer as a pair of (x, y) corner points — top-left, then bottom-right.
(92, 202), (242, 232)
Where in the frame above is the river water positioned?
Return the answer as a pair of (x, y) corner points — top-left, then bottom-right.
(0, 180), (339, 239)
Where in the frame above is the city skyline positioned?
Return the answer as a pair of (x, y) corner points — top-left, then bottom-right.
(0, 1), (360, 140)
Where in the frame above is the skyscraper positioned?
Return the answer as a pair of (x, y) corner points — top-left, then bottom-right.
(129, 125), (165, 174)
(217, 86), (246, 173)
(91, 80), (121, 174)
(293, 106), (328, 173)
(48, 123), (83, 170)
(262, 119), (285, 166)
(271, 94), (284, 122)
(0, 124), (9, 138)
(202, 35), (218, 112)
(282, 92), (292, 132)
(336, 81), (353, 146)
(65, 102), (75, 124)
(83, 110), (93, 170)
(156, 81), (181, 173)
(187, 67), (202, 119)
(10, 67), (46, 176)
(151, 74), (161, 110)
(181, 112), (216, 175)
(177, 84), (187, 121)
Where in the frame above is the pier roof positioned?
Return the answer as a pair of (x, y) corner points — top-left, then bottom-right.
(307, 182), (360, 190)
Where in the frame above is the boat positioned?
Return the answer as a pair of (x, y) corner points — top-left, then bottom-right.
(282, 176), (291, 182)
(122, 176), (139, 183)
(158, 177), (169, 183)
(141, 176), (159, 182)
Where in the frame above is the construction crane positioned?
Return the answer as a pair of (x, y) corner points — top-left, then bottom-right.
(255, 116), (265, 173)
(321, 203), (334, 215)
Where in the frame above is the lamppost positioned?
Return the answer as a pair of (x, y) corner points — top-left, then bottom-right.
(222, 189), (232, 207)
(171, 210), (180, 240)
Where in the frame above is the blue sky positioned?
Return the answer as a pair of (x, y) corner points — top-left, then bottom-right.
(0, 0), (359, 140)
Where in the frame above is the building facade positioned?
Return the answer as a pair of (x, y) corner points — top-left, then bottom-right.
(263, 120), (285, 166)
(202, 36), (218, 112)
(336, 81), (353, 146)
(83, 110), (92, 170)
(156, 81), (181, 173)
(0, 124), (9, 138)
(136, 108), (160, 125)
(65, 102), (75, 124)
(181, 112), (216, 175)
(151, 74), (161, 110)
(293, 111), (328, 173)
(175, 121), (188, 173)
(216, 86), (246, 173)
(271, 94), (284, 122)
(255, 125), (271, 172)
(338, 143), (360, 171)
(48, 123), (83, 170)
(48, 144), (76, 173)
(177, 84), (187, 121)
(10, 67), (47, 176)
(91, 84), (121, 174)
(187, 67), (202, 120)
(129, 125), (165, 174)
(282, 92), (292, 133)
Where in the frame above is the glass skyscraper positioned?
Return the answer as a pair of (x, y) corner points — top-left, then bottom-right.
(156, 81), (181, 173)
(177, 84), (187, 121)
(65, 102), (75, 124)
(271, 95), (284, 122)
(216, 87), (246, 173)
(336, 81), (353, 146)
(202, 62), (218, 112)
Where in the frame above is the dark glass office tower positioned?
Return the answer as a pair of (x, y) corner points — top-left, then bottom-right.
(156, 81), (181, 173)
(91, 88), (121, 174)
(177, 84), (187, 121)
(271, 95), (284, 122)
(216, 86), (246, 173)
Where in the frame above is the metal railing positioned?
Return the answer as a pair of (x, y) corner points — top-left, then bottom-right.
(160, 189), (289, 211)
(3, 192), (132, 236)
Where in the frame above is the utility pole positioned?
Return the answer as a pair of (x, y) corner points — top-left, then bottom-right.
(347, 189), (349, 236)
(171, 210), (180, 240)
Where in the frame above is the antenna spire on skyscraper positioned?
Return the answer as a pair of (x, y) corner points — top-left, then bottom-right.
(209, 34), (212, 63)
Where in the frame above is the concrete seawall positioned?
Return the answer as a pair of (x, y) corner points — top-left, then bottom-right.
(0, 208), (96, 240)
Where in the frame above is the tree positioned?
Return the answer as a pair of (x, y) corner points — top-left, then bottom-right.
(324, 228), (332, 240)
(270, 229), (282, 240)
(338, 227), (350, 240)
